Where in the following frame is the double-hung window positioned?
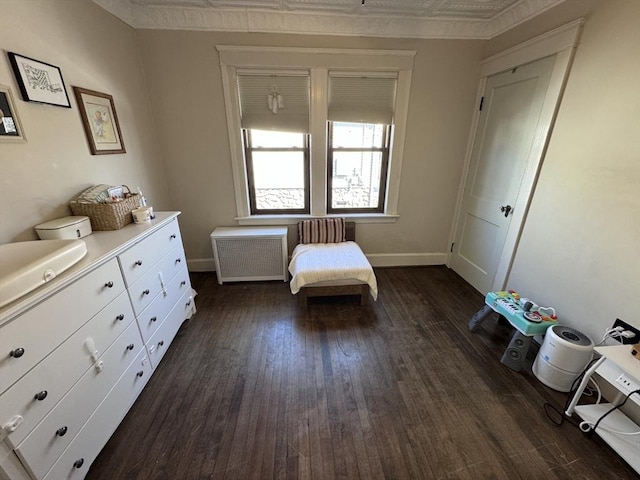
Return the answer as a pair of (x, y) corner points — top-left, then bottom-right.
(218, 46), (415, 222)
(327, 74), (397, 213)
(237, 72), (311, 214)
(243, 129), (309, 214)
(327, 122), (391, 213)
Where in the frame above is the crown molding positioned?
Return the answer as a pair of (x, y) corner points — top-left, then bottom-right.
(216, 45), (416, 70)
(92, 0), (564, 40)
(483, 0), (564, 37)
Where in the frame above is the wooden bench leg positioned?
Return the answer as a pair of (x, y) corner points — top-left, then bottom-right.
(360, 285), (369, 305)
(299, 289), (309, 308)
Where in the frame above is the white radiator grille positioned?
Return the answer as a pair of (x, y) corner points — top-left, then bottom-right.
(216, 238), (283, 278)
(211, 227), (288, 284)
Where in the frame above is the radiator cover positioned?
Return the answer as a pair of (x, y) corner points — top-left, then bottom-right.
(210, 227), (288, 284)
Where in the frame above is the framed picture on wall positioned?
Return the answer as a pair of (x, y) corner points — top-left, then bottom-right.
(0, 84), (26, 142)
(73, 86), (126, 155)
(7, 52), (71, 107)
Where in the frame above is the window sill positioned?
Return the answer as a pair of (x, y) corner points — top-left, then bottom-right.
(235, 213), (399, 226)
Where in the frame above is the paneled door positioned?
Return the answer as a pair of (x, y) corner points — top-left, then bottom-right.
(450, 55), (556, 293)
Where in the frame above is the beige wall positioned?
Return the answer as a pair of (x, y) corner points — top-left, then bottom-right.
(506, 0), (640, 342)
(136, 31), (484, 262)
(0, 0), (170, 243)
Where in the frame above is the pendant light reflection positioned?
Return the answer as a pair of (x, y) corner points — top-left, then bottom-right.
(267, 86), (284, 114)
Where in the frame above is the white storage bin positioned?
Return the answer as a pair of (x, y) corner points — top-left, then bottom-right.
(35, 216), (92, 240)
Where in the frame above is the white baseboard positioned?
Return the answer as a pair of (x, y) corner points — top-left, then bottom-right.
(187, 258), (216, 272)
(187, 253), (447, 272)
(366, 253), (447, 267)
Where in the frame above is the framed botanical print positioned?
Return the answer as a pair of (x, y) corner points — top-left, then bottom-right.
(73, 87), (126, 155)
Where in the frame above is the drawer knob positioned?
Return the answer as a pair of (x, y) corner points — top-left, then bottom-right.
(73, 458), (84, 469)
(135, 260), (143, 266)
(175, 258), (182, 264)
(126, 344), (135, 351)
(186, 300), (192, 307)
(56, 426), (68, 437)
(150, 316), (157, 323)
(104, 281), (114, 288)
(34, 391), (48, 401)
(180, 281), (186, 287)
(170, 234), (176, 239)
(136, 370), (144, 378)
(9, 348), (25, 358)
(158, 340), (164, 347)
(142, 289), (150, 296)
(116, 314), (125, 321)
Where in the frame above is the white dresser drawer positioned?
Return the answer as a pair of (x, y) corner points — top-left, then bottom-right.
(118, 219), (183, 287)
(137, 267), (192, 344)
(43, 350), (152, 480)
(15, 322), (144, 480)
(0, 290), (135, 449)
(156, 244), (187, 286)
(127, 246), (187, 316)
(0, 258), (124, 394)
(147, 288), (193, 369)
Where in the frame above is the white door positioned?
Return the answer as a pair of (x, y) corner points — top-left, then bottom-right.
(451, 55), (556, 293)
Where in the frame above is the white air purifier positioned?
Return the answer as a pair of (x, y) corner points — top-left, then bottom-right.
(533, 325), (594, 392)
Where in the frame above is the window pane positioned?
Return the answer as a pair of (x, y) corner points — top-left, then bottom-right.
(331, 151), (382, 209)
(250, 129), (305, 148)
(252, 151), (305, 210)
(332, 122), (385, 148)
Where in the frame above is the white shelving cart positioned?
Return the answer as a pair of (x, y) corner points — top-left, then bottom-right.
(565, 345), (640, 473)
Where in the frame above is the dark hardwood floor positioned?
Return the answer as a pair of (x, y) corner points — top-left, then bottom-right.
(87, 267), (637, 479)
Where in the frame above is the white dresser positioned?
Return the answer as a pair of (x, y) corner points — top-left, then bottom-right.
(0, 212), (195, 480)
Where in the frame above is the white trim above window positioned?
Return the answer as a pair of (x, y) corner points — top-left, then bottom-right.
(217, 46), (415, 71)
(217, 45), (416, 221)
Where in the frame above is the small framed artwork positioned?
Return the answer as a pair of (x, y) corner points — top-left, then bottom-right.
(7, 52), (71, 108)
(0, 84), (26, 142)
(73, 87), (126, 155)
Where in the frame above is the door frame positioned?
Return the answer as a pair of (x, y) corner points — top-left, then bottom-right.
(448, 19), (585, 293)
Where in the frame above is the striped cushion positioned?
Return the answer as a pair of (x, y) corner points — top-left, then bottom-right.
(298, 218), (346, 244)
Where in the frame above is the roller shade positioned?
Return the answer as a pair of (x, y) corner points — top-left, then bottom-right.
(328, 73), (397, 125)
(237, 73), (310, 133)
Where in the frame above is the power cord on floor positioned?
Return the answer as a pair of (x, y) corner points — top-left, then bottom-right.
(543, 358), (600, 428)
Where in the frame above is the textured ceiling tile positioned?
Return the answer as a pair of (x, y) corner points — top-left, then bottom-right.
(286, 0), (434, 15)
(93, 0), (566, 39)
(432, 0), (520, 19)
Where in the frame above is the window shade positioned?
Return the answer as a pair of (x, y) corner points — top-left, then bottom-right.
(237, 73), (310, 133)
(328, 73), (397, 125)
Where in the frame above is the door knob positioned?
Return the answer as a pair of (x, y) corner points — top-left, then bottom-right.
(500, 205), (512, 217)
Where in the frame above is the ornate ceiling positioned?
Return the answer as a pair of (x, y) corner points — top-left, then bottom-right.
(92, 0), (565, 39)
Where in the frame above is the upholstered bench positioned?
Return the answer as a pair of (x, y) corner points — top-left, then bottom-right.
(288, 218), (377, 306)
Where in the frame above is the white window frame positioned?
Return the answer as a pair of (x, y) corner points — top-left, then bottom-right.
(217, 45), (416, 225)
